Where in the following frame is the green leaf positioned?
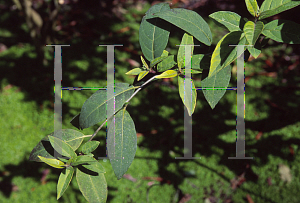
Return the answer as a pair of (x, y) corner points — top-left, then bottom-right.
(107, 108), (137, 180)
(182, 69), (202, 74)
(177, 33), (194, 69)
(76, 163), (107, 203)
(247, 40), (262, 58)
(137, 71), (149, 81)
(154, 8), (212, 46)
(71, 155), (99, 167)
(79, 83), (135, 129)
(245, 0), (259, 17)
(157, 55), (177, 72)
(49, 136), (77, 158)
(139, 3), (171, 61)
(140, 56), (149, 70)
(209, 11), (243, 32)
(155, 70), (178, 79)
(126, 67), (144, 75)
(261, 19), (300, 44)
(202, 65), (231, 109)
(150, 54), (168, 68)
(243, 21), (264, 45)
(191, 54), (211, 70)
(209, 31), (246, 77)
(38, 156), (65, 169)
(259, 0), (300, 20)
(81, 141), (100, 154)
(29, 129), (87, 162)
(57, 167), (74, 200)
(178, 76), (197, 116)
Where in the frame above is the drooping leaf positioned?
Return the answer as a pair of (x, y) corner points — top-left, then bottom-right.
(157, 55), (177, 72)
(137, 71), (149, 81)
(57, 167), (74, 200)
(156, 70), (178, 79)
(126, 67), (145, 75)
(79, 83), (135, 129)
(209, 11), (243, 31)
(178, 76), (197, 116)
(202, 65), (232, 109)
(261, 19), (300, 44)
(139, 3), (171, 61)
(209, 31), (246, 77)
(243, 21), (264, 45)
(76, 163), (107, 203)
(29, 129), (88, 162)
(81, 141), (100, 154)
(177, 33), (194, 69)
(154, 8), (212, 46)
(259, 0), (300, 20)
(107, 108), (137, 180)
(38, 156), (65, 169)
(245, 0), (259, 17)
(49, 136), (77, 158)
(71, 155), (99, 167)
(247, 40), (262, 58)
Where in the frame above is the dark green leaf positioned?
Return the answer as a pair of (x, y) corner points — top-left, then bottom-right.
(154, 8), (212, 46)
(107, 108), (137, 180)
(76, 163), (107, 203)
(81, 141), (100, 154)
(49, 136), (77, 158)
(150, 53), (168, 68)
(57, 167), (74, 200)
(139, 3), (171, 61)
(262, 19), (300, 44)
(79, 83), (135, 129)
(157, 55), (177, 72)
(71, 155), (99, 167)
(209, 11), (243, 32)
(202, 65), (231, 109)
(259, 0), (300, 20)
(178, 76), (197, 116)
(209, 31), (246, 77)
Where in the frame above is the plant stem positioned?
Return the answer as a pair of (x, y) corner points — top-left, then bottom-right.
(89, 75), (157, 142)
(126, 75), (157, 103)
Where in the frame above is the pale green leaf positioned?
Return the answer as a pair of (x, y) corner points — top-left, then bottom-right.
(209, 31), (246, 77)
(49, 136), (77, 158)
(137, 71), (149, 81)
(139, 3), (171, 61)
(156, 70), (178, 79)
(259, 0), (300, 20)
(178, 76), (197, 116)
(245, 0), (259, 17)
(107, 108), (137, 180)
(209, 11), (244, 31)
(202, 65), (231, 109)
(140, 56), (149, 70)
(126, 67), (144, 75)
(57, 167), (74, 200)
(154, 8), (212, 46)
(262, 19), (300, 44)
(243, 21), (264, 45)
(177, 33), (194, 69)
(150, 54), (168, 68)
(38, 156), (65, 169)
(157, 55), (177, 72)
(81, 141), (100, 154)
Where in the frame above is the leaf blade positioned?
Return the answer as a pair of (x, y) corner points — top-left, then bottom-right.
(81, 141), (100, 154)
(177, 33), (194, 69)
(154, 8), (212, 46)
(57, 167), (74, 200)
(259, 0), (300, 20)
(245, 0), (259, 17)
(178, 76), (197, 116)
(107, 109), (137, 180)
(38, 156), (65, 169)
(155, 70), (178, 79)
(49, 136), (77, 158)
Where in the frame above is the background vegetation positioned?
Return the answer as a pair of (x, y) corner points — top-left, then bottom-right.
(0, 0), (300, 202)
